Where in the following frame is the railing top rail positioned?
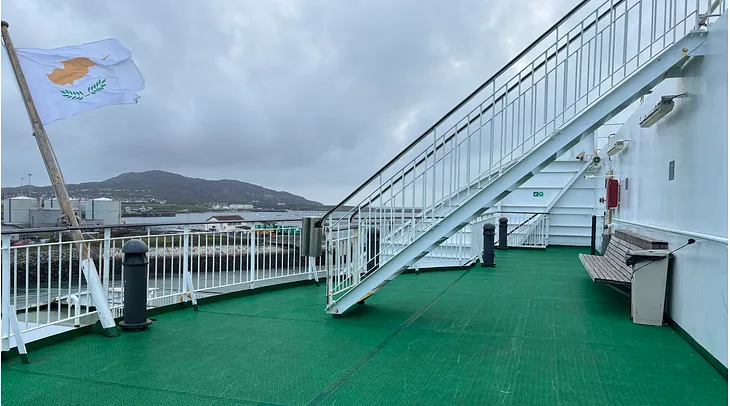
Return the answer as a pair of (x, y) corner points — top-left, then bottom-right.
(1, 218), (306, 235)
(318, 0), (593, 225)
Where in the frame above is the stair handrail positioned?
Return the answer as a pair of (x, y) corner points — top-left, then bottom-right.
(317, 0), (593, 227)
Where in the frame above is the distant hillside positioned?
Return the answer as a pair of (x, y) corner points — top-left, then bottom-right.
(1, 170), (323, 208)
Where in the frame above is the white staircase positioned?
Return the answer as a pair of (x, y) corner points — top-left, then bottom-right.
(322, 0), (718, 316)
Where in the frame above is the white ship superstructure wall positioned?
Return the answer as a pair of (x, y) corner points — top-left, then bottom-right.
(605, 15), (727, 367)
(497, 135), (604, 246)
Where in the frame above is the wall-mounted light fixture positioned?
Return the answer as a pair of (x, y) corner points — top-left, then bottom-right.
(607, 139), (630, 156)
(639, 93), (686, 128)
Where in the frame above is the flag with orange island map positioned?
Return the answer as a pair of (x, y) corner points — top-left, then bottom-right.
(15, 38), (144, 124)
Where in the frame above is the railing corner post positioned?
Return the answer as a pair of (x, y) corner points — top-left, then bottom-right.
(249, 230), (256, 289)
(1, 235), (11, 351)
(102, 228), (111, 295)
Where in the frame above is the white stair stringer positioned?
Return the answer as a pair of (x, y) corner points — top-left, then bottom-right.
(325, 32), (706, 315)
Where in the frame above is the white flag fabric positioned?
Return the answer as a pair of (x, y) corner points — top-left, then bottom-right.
(14, 38), (145, 124)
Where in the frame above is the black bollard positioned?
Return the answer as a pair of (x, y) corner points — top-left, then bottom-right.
(482, 223), (496, 267)
(366, 227), (380, 275)
(120, 240), (152, 330)
(497, 217), (508, 250)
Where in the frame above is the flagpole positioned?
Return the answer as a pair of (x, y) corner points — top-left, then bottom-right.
(1, 21), (119, 336)
(1, 22), (83, 236)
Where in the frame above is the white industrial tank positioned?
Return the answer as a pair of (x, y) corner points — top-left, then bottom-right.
(85, 198), (121, 226)
(43, 198), (82, 211)
(3, 196), (40, 224)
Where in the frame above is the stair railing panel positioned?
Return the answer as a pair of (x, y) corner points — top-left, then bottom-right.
(324, 0), (724, 306)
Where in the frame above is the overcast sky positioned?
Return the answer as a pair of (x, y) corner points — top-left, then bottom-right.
(1, 0), (576, 204)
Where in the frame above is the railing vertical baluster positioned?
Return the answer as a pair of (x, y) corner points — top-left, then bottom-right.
(490, 82), (495, 178)
(204, 232), (209, 289)
(563, 33), (570, 124)
(466, 116), (472, 189)
(103, 228), (111, 295)
(501, 87), (506, 173)
(183, 226), (190, 297)
(1, 235), (11, 351)
(477, 106), (483, 188)
(609, 0), (616, 86)
(226, 230), (231, 285)
(521, 69), (528, 153)
(219, 232), (224, 285)
(652, 0), (658, 46)
(56, 236), (61, 322)
(172, 232), (179, 295)
(234, 230), (239, 283)
(14, 247), (18, 322)
(197, 234), (201, 291)
(671, 0), (676, 43)
(163, 233), (169, 298)
(35, 246), (40, 326)
(24, 246), (29, 330)
(638, 0), (644, 66)
(120, 238), (126, 307)
(249, 229), (256, 289)
(47, 244), (52, 324)
(432, 129), (438, 216)
(412, 161), (417, 240)
(623, 1), (629, 78)
(268, 229), (272, 280)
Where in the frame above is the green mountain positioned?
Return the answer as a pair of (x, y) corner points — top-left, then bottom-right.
(1, 170), (323, 209)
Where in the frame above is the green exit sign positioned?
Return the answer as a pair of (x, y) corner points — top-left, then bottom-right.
(533, 191), (544, 197)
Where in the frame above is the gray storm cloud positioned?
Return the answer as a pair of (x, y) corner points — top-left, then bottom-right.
(1, 0), (573, 204)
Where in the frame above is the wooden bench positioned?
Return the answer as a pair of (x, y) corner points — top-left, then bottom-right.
(579, 229), (668, 285)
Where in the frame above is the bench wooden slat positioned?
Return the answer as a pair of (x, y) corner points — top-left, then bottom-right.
(595, 255), (629, 283)
(579, 253), (631, 284)
(588, 256), (610, 281)
(579, 254), (603, 281)
(579, 229), (666, 286)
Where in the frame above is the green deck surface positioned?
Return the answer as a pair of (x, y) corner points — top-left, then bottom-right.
(2, 247), (726, 405)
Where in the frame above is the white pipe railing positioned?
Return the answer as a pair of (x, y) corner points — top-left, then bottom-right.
(1, 221), (321, 349)
(612, 218), (728, 244)
(472, 212), (550, 250)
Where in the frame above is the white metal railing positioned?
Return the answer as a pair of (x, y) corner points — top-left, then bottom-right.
(1, 221), (321, 349)
(473, 212), (550, 250)
(326, 212), (548, 290)
(322, 0), (725, 305)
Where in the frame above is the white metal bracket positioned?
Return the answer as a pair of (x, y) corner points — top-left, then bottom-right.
(182, 271), (199, 311)
(8, 305), (29, 364)
(308, 256), (320, 286)
(80, 258), (119, 336)
(181, 226), (199, 310)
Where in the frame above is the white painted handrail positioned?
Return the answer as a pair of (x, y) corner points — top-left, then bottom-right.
(612, 218), (728, 245)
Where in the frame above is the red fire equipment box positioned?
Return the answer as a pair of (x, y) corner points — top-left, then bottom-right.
(606, 178), (619, 208)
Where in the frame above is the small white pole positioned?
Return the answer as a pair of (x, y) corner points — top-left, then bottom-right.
(1, 235), (12, 351)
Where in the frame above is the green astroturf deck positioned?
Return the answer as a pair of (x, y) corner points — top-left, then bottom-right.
(2, 247), (726, 405)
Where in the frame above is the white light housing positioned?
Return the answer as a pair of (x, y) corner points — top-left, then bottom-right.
(607, 140), (628, 155)
(639, 95), (683, 128)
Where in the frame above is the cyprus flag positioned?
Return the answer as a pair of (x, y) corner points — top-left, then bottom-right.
(15, 38), (145, 124)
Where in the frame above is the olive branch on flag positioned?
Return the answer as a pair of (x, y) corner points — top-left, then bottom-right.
(60, 79), (107, 100)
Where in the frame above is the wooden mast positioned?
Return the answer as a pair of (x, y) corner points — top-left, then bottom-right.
(1, 21), (118, 336)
